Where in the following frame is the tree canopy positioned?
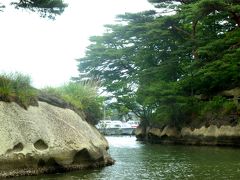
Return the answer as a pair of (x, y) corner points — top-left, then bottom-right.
(76, 0), (240, 128)
(0, 0), (67, 19)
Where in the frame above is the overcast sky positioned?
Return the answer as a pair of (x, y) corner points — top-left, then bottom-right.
(0, 0), (154, 88)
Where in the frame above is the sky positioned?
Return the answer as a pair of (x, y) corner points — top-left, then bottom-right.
(0, 0), (154, 88)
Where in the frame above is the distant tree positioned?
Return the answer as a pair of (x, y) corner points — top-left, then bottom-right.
(0, 0), (67, 19)
(76, 11), (158, 123)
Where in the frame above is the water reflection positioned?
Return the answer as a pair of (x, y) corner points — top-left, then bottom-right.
(107, 136), (143, 148)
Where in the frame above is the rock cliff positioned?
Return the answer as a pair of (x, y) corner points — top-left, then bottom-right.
(0, 101), (114, 177)
(136, 125), (240, 146)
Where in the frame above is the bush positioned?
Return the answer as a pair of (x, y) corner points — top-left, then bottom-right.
(222, 101), (237, 114)
(0, 75), (14, 101)
(192, 96), (239, 126)
(0, 72), (37, 108)
(42, 81), (103, 125)
(200, 96), (237, 116)
(151, 106), (172, 127)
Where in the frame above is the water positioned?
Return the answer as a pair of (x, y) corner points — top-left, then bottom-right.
(11, 136), (240, 179)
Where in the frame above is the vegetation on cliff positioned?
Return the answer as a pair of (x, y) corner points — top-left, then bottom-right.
(0, 72), (102, 125)
(0, 73), (38, 109)
(42, 82), (103, 125)
(76, 0), (240, 128)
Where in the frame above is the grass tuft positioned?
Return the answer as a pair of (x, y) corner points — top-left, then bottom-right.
(0, 72), (38, 109)
(42, 81), (103, 125)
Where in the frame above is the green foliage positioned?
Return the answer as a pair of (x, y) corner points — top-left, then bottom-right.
(0, 75), (15, 101)
(0, 73), (37, 108)
(222, 101), (237, 115)
(42, 81), (103, 125)
(77, 0), (240, 128)
(192, 96), (238, 127)
(201, 96), (227, 114)
(2, 0), (68, 19)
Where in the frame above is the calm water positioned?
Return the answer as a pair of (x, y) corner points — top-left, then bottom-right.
(11, 136), (240, 180)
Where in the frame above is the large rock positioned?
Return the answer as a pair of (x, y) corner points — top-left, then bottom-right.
(160, 126), (180, 137)
(135, 127), (146, 140)
(139, 125), (240, 146)
(181, 125), (240, 137)
(0, 101), (114, 177)
(148, 127), (162, 137)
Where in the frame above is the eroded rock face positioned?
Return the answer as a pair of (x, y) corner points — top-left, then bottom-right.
(138, 125), (240, 146)
(181, 125), (240, 137)
(160, 126), (180, 138)
(0, 101), (114, 177)
(148, 127), (162, 137)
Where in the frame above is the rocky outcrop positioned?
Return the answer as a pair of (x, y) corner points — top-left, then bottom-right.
(220, 87), (240, 104)
(38, 91), (86, 119)
(0, 101), (114, 178)
(135, 126), (146, 139)
(181, 125), (240, 137)
(136, 125), (240, 146)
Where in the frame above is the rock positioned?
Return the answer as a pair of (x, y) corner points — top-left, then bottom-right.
(134, 127), (146, 140)
(160, 126), (180, 138)
(180, 127), (192, 137)
(38, 92), (86, 120)
(219, 88), (240, 105)
(38, 92), (70, 109)
(141, 125), (240, 146)
(0, 101), (114, 177)
(148, 128), (162, 137)
(135, 127), (145, 136)
(182, 125), (240, 137)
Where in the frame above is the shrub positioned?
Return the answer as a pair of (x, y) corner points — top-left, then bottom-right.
(193, 96), (239, 126)
(200, 96), (237, 116)
(0, 74), (14, 101)
(222, 101), (237, 114)
(42, 81), (103, 125)
(0, 72), (38, 108)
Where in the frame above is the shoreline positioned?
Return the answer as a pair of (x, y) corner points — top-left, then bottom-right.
(136, 125), (240, 147)
(0, 159), (115, 178)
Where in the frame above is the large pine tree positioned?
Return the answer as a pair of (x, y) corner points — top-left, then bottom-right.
(77, 0), (240, 128)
